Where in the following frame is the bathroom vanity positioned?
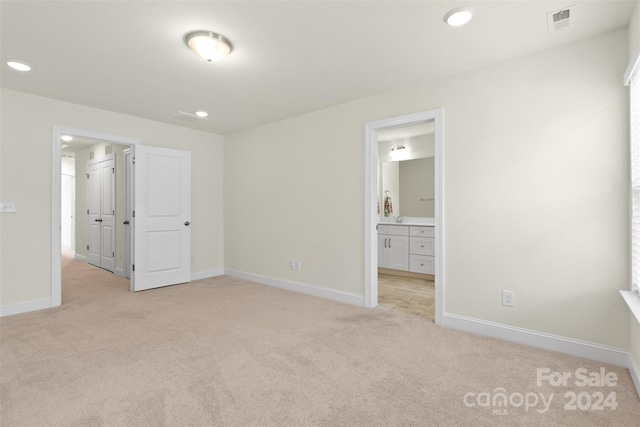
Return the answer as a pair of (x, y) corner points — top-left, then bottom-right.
(378, 223), (435, 274)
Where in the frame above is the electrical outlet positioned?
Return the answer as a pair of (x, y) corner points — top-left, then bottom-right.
(502, 290), (515, 307)
(290, 260), (301, 271)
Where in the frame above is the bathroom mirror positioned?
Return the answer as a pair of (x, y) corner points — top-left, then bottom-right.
(378, 122), (435, 218)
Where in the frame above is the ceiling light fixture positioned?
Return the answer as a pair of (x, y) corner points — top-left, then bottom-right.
(444, 7), (475, 27)
(195, 111), (209, 118)
(7, 60), (32, 71)
(184, 30), (233, 62)
(391, 144), (407, 153)
(61, 135), (73, 142)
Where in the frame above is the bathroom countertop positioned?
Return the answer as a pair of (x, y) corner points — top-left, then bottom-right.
(378, 221), (435, 227)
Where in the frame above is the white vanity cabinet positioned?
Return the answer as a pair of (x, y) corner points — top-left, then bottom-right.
(409, 226), (435, 274)
(377, 225), (409, 271)
(378, 224), (435, 275)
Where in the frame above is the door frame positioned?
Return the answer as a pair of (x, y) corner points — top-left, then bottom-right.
(51, 126), (140, 307)
(363, 108), (445, 325)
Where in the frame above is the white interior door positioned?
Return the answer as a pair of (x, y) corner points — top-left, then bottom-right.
(132, 145), (191, 291)
(86, 156), (116, 272)
(100, 158), (116, 272)
(87, 161), (101, 267)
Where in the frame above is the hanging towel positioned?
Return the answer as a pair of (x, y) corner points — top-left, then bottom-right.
(384, 192), (393, 217)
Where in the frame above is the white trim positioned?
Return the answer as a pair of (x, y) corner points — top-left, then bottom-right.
(443, 313), (630, 368)
(624, 48), (640, 86)
(0, 298), (52, 317)
(74, 253), (87, 263)
(114, 268), (126, 278)
(628, 352), (640, 398)
(225, 269), (364, 307)
(52, 126), (141, 310)
(364, 108), (445, 325)
(621, 290), (640, 324)
(192, 268), (225, 281)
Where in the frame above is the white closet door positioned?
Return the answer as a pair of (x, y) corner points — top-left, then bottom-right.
(86, 161), (102, 267)
(86, 156), (116, 272)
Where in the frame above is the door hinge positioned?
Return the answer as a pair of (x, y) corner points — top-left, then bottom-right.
(87, 209), (89, 214)
(133, 210), (135, 218)
(113, 252), (115, 258)
(113, 210), (115, 215)
(132, 264), (135, 271)
(86, 173), (89, 179)
(87, 245), (89, 250)
(112, 168), (115, 174)
(132, 157), (135, 164)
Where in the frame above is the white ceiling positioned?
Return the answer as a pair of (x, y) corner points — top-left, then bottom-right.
(1, 1), (635, 135)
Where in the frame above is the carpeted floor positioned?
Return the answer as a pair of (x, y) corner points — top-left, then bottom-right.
(1, 256), (639, 426)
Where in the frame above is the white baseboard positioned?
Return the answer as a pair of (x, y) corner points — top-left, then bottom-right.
(0, 298), (52, 317)
(629, 353), (640, 398)
(224, 269), (364, 307)
(74, 253), (87, 263)
(443, 313), (630, 368)
(114, 268), (125, 278)
(192, 268), (224, 281)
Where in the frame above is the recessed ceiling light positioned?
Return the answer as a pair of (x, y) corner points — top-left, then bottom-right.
(444, 7), (475, 27)
(185, 30), (233, 62)
(61, 135), (73, 142)
(195, 111), (209, 118)
(7, 61), (32, 72)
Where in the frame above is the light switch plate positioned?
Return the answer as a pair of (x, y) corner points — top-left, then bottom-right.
(0, 201), (16, 213)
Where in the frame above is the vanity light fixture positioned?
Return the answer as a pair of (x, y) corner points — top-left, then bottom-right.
(61, 135), (73, 142)
(184, 30), (233, 62)
(444, 7), (475, 27)
(7, 60), (32, 71)
(391, 144), (407, 153)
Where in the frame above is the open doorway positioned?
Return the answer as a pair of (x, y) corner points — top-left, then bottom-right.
(59, 135), (132, 278)
(376, 122), (436, 320)
(52, 126), (140, 307)
(364, 109), (444, 325)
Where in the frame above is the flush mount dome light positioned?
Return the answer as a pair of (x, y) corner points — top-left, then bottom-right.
(61, 135), (73, 142)
(7, 60), (32, 71)
(195, 110), (208, 118)
(444, 7), (475, 27)
(185, 30), (232, 62)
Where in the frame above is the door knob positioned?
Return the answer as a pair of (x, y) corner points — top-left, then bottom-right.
(123, 220), (129, 225)
(95, 219), (103, 222)
(184, 221), (190, 226)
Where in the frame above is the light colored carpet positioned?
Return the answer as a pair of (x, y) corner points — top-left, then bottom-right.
(1, 256), (639, 426)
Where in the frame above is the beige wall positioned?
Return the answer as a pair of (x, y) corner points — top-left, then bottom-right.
(225, 29), (630, 349)
(0, 89), (224, 306)
(628, 0), (640, 379)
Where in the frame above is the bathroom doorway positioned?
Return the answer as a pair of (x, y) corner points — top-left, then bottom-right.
(364, 109), (444, 325)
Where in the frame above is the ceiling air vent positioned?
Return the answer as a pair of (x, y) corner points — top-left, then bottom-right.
(165, 111), (207, 123)
(547, 5), (574, 33)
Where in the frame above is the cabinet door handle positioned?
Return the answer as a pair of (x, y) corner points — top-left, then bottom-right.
(384, 238), (387, 248)
(389, 238), (391, 248)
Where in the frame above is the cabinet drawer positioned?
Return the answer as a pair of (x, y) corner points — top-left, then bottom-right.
(378, 225), (409, 236)
(410, 226), (434, 237)
(409, 255), (435, 274)
(410, 237), (435, 256)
